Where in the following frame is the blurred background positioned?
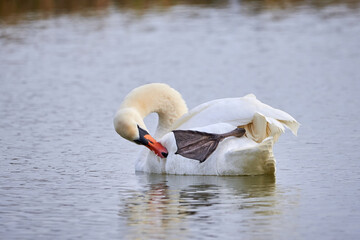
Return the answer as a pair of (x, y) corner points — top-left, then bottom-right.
(1, 0), (360, 239)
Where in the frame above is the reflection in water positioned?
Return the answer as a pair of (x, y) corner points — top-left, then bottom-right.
(119, 174), (279, 239)
(1, 0), (360, 24)
(119, 175), (189, 239)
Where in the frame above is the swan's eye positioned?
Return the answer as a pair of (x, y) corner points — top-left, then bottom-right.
(134, 125), (150, 145)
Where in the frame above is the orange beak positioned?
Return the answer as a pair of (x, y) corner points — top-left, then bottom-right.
(135, 125), (168, 158)
(143, 134), (168, 158)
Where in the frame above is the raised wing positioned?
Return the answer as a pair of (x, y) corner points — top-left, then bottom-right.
(171, 95), (299, 143)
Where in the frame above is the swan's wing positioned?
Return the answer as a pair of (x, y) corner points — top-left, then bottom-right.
(170, 100), (215, 130)
(171, 97), (254, 130)
(171, 94), (299, 142)
(247, 95), (300, 136)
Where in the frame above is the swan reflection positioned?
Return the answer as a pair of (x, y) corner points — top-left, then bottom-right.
(119, 173), (279, 239)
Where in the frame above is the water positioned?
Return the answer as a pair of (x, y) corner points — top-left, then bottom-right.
(1, 0), (360, 239)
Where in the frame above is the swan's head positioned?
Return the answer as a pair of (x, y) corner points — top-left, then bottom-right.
(114, 108), (168, 158)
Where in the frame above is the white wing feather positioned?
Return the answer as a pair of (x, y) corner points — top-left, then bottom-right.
(170, 94), (299, 142)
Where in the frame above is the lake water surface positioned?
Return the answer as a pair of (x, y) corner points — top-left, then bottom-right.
(1, 0), (360, 239)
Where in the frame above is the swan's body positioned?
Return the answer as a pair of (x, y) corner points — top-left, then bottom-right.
(114, 83), (299, 176)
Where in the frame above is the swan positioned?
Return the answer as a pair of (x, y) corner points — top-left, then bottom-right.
(114, 83), (299, 175)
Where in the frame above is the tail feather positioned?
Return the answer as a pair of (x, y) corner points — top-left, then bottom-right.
(279, 120), (300, 136)
(244, 94), (300, 139)
(244, 112), (299, 143)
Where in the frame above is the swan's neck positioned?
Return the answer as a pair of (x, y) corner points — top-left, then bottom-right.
(121, 84), (188, 138)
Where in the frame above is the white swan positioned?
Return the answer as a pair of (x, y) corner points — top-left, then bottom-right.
(114, 83), (299, 175)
